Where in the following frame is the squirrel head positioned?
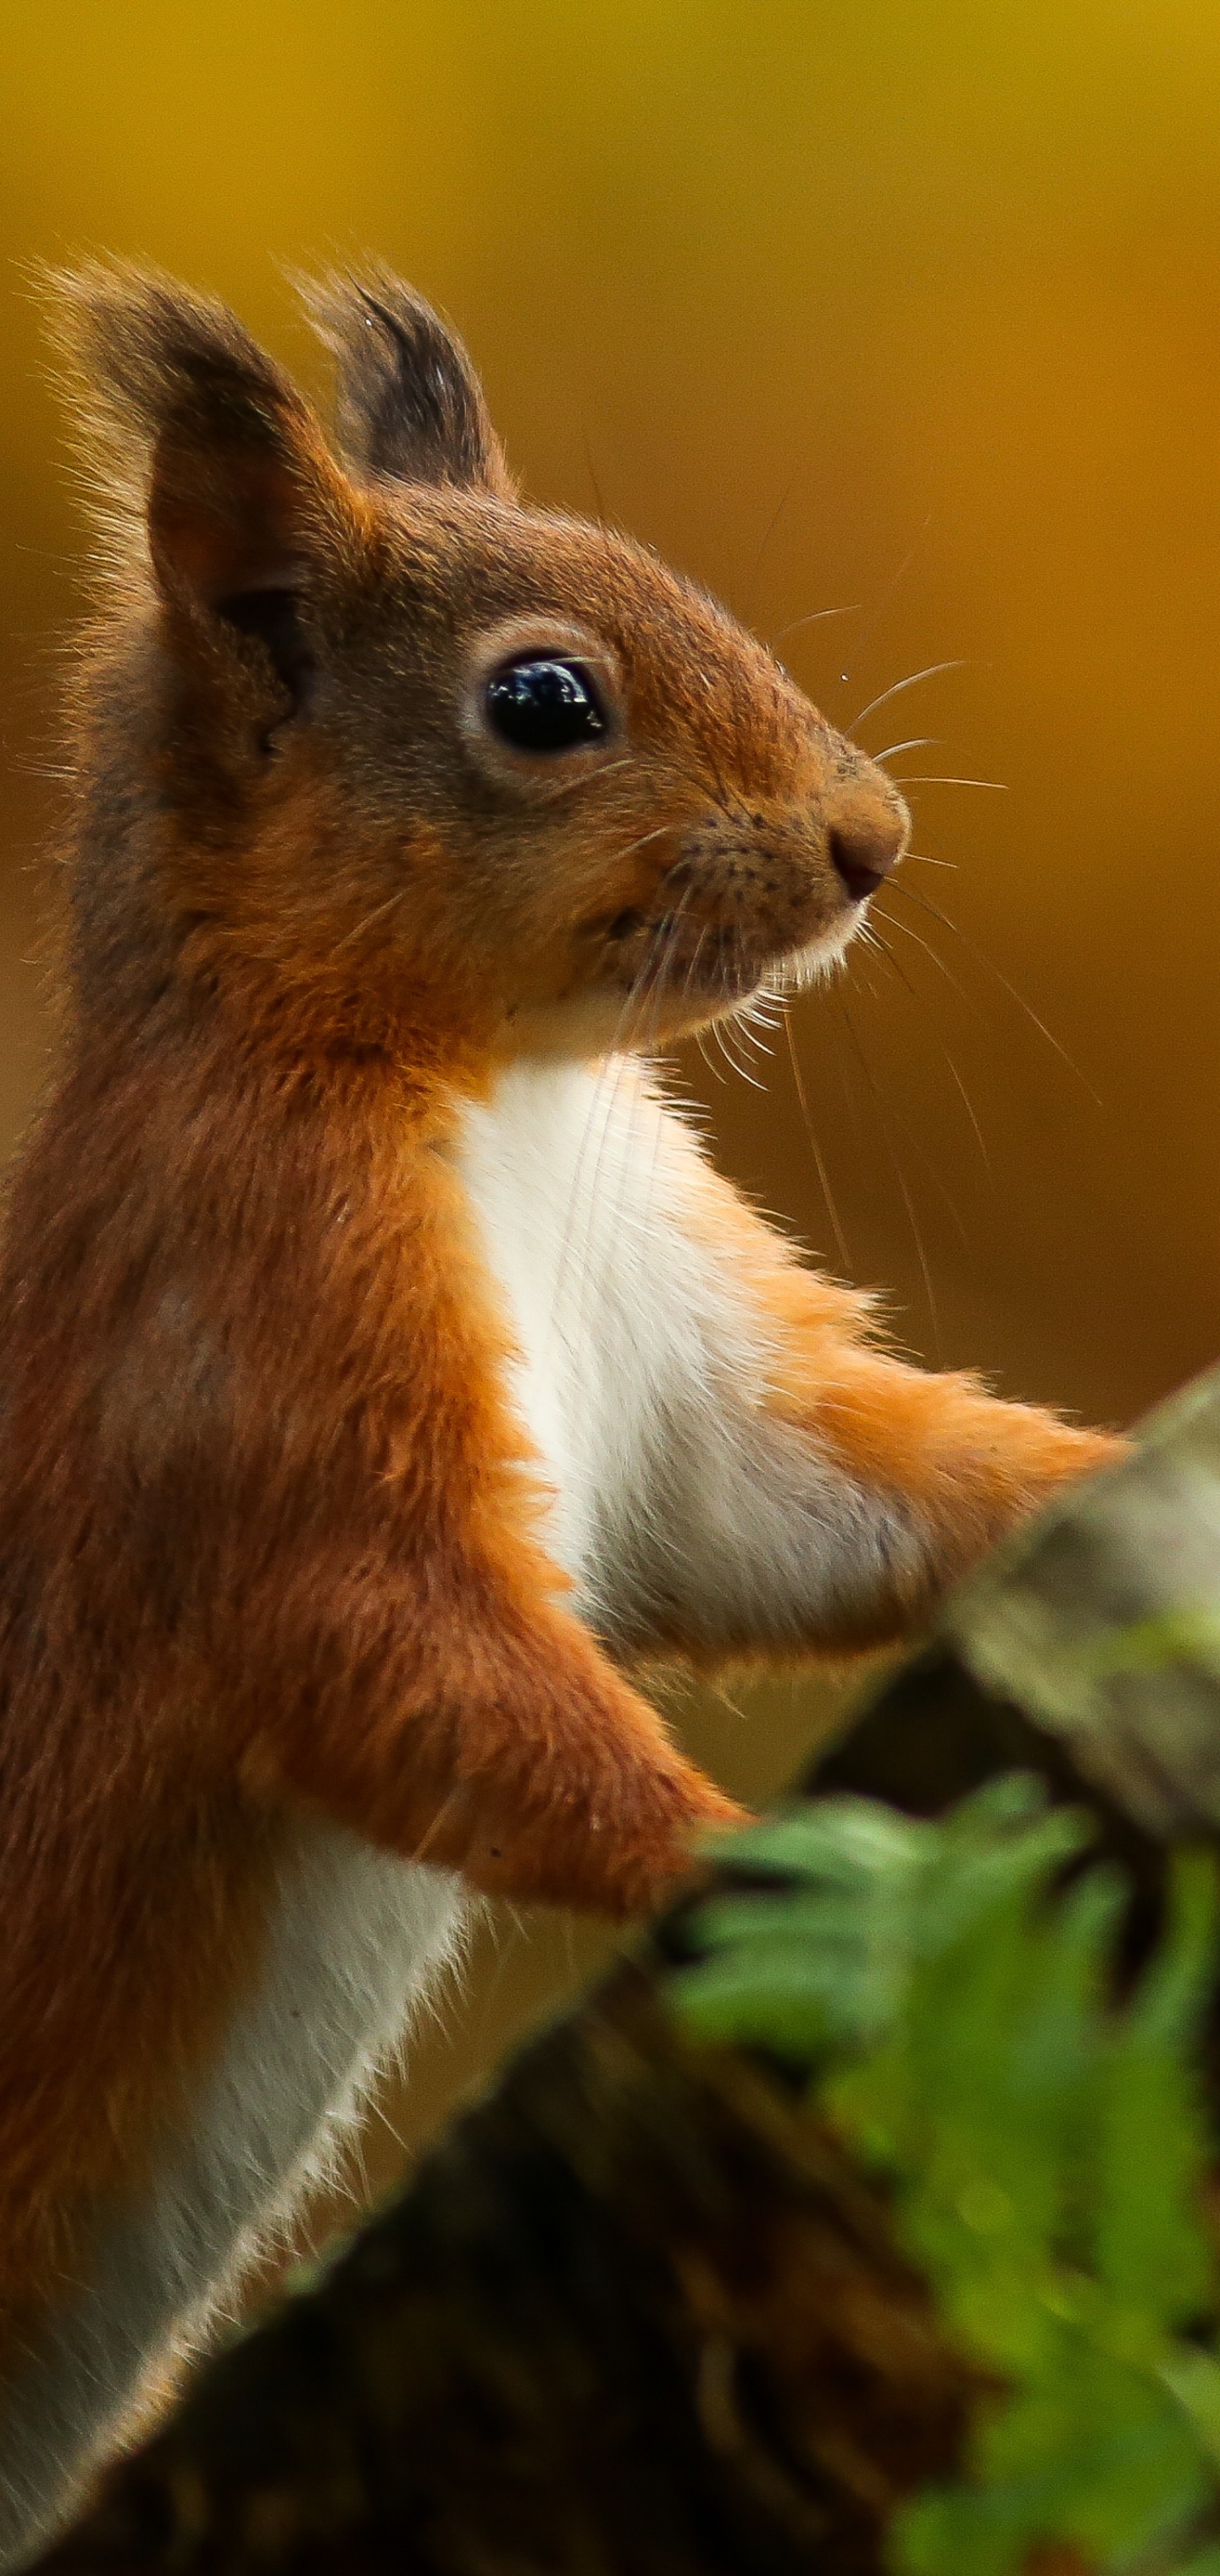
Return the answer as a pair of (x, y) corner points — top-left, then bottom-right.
(52, 264), (908, 1064)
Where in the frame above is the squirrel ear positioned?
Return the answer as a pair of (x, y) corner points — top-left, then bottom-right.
(47, 262), (361, 612)
(299, 268), (513, 497)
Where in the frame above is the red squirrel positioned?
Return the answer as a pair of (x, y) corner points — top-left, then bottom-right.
(0, 262), (1120, 2561)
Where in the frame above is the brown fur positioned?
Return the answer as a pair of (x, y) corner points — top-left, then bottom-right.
(0, 264), (1120, 2355)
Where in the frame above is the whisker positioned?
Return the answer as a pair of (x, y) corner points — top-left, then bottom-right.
(738, 1017), (779, 1057)
(552, 1056), (624, 1342)
(940, 1051), (991, 1174)
(728, 1021), (772, 1063)
(836, 512), (931, 691)
(582, 432), (609, 526)
(637, 1059), (671, 1302)
(871, 899), (985, 1024)
(742, 468), (801, 620)
(724, 984), (780, 1063)
(768, 603), (861, 650)
(870, 736), (940, 764)
(885, 878), (1103, 1104)
(528, 752), (637, 812)
(694, 1022), (725, 1083)
(709, 1018), (739, 1082)
(554, 830), (697, 1324)
(563, 919), (676, 1352)
(325, 887), (409, 961)
(783, 1013), (851, 1271)
(717, 1019), (768, 1087)
(849, 660), (967, 734)
(892, 775), (1007, 793)
(860, 923), (921, 1008)
(862, 926), (991, 1190)
(647, 749), (740, 832)
(727, 669), (754, 823)
(679, 928), (720, 1085)
(551, 880), (693, 1338)
(735, 985), (779, 1022)
(597, 936), (672, 1344)
(606, 824), (674, 869)
(833, 990), (941, 1350)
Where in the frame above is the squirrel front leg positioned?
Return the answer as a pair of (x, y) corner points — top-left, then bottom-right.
(618, 1139), (1125, 1663)
(246, 1536), (741, 1918)
(158, 1092), (744, 1921)
(764, 1320), (1123, 1644)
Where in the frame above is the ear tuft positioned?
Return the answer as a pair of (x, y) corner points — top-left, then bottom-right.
(298, 267), (512, 497)
(44, 261), (356, 609)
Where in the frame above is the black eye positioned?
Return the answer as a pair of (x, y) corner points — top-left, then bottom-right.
(484, 657), (607, 753)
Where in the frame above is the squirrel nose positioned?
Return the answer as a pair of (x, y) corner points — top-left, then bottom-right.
(826, 791), (907, 903)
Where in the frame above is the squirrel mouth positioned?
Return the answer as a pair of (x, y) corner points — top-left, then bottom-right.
(598, 912), (762, 1008)
(592, 904), (847, 1018)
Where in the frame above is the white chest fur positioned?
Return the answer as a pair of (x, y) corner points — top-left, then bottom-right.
(453, 1056), (712, 1622)
(454, 1053), (910, 1658)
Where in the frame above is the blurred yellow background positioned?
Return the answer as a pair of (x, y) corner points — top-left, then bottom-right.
(3, 0), (1218, 2218)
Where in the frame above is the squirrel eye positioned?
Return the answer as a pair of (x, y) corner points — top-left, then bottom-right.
(484, 657), (607, 753)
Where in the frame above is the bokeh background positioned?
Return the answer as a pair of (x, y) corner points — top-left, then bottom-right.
(3, 0), (1218, 2234)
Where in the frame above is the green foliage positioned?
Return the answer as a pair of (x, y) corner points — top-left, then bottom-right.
(670, 1779), (1220, 2575)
